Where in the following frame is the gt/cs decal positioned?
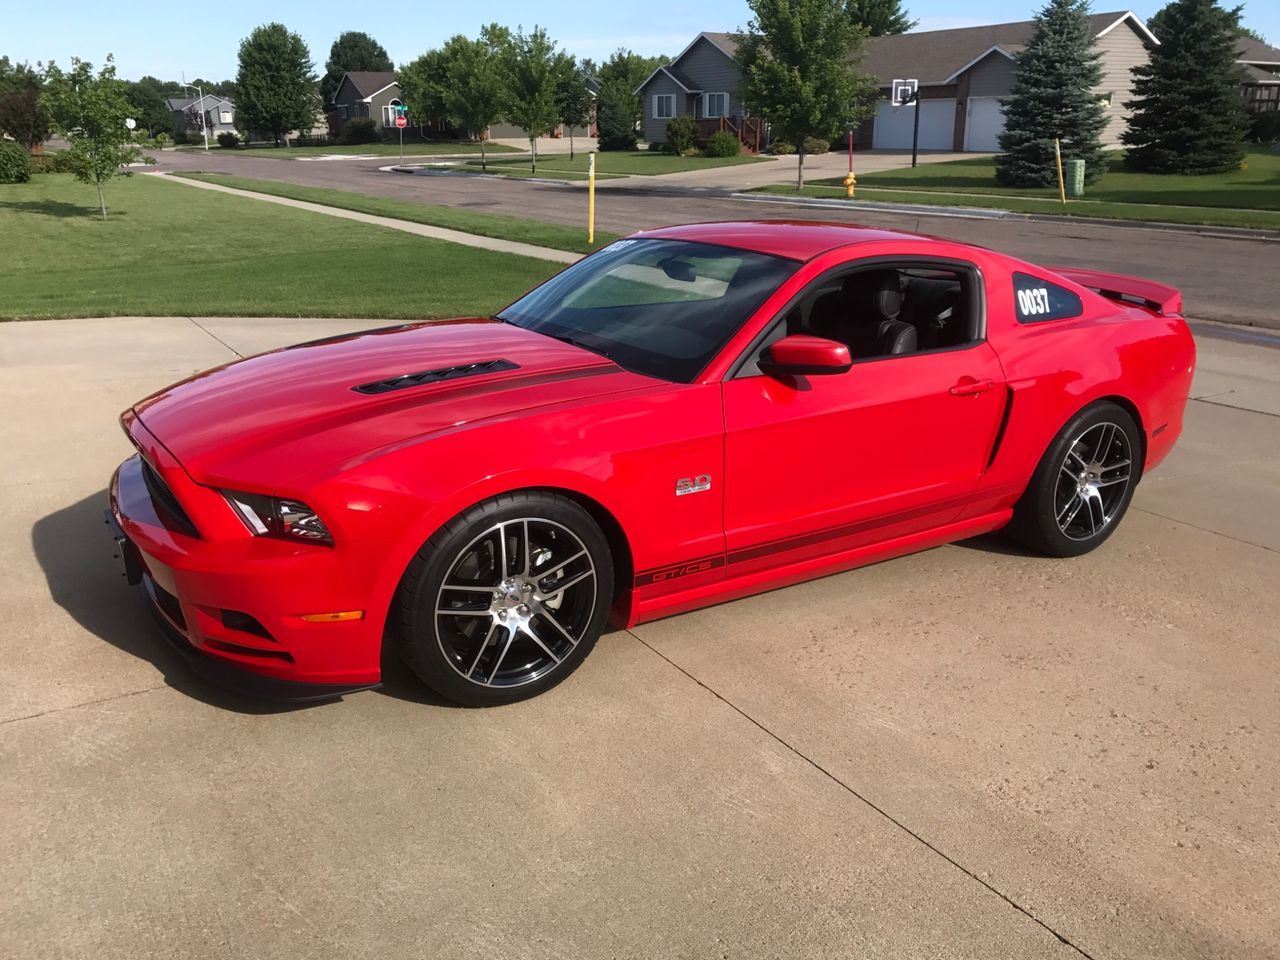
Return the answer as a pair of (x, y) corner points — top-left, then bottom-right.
(634, 555), (726, 587)
(675, 474), (712, 497)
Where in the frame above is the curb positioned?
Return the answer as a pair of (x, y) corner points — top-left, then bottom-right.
(728, 192), (1280, 242)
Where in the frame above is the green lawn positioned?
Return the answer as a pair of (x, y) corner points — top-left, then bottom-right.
(177, 172), (619, 254)
(0, 175), (558, 320)
(174, 140), (520, 159)
(754, 146), (1280, 230)
(467, 150), (770, 178)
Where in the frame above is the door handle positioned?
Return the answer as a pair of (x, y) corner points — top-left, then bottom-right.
(949, 378), (994, 396)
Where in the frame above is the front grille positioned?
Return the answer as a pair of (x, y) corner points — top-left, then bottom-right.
(352, 359), (519, 395)
(141, 460), (200, 539)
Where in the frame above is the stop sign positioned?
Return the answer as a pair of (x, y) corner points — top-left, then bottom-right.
(395, 115), (407, 129)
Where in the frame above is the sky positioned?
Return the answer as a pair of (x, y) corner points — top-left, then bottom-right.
(4, 0), (1276, 82)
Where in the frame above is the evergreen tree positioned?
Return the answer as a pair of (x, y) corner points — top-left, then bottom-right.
(995, 0), (1108, 186)
(848, 0), (917, 36)
(1124, 0), (1248, 173)
(321, 31), (393, 103)
(234, 23), (319, 146)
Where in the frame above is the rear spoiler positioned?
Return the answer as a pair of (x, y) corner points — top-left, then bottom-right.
(1048, 266), (1182, 316)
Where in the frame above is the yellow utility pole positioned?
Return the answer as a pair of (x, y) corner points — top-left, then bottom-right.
(1054, 138), (1067, 206)
(587, 152), (596, 245)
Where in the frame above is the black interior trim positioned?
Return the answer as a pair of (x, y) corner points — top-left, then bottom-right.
(725, 256), (988, 380)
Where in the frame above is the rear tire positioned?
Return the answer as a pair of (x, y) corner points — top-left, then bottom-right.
(393, 491), (614, 707)
(1007, 402), (1141, 558)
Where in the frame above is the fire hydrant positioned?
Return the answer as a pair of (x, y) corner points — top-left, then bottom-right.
(843, 170), (856, 199)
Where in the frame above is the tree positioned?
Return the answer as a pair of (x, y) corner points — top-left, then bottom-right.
(397, 49), (451, 131)
(1149, 2), (1267, 43)
(1125, 0), (1249, 174)
(500, 26), (567, 173)
(438, 27), (509, 170)
(321, 31), (393, 103)
(555, 61), (593, 159)
(0, 90), (48, 150)
(40, 56), (145, 219)
(234, 22), (319, 146)
(594, 48), (665, 150)
(124, 77), (173, 136)
(735, 0), (878, 188)
(848, 0), (917, 36)
(994, 0), (1109, 187)
(0, 57), (43, 95)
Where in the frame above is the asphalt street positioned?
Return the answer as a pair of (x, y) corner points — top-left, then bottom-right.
(152, 149), (1280, 328)
(2, 315), (1277, 959)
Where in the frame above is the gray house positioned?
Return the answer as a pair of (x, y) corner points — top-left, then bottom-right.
(1237, 37), (1280, 113)
(329, 71), (405, 134)
(634, 33), (764, 150)
(165, 94), (236, 140)
(643, 12), (1155, 153)
(857, 11), (1156, 151)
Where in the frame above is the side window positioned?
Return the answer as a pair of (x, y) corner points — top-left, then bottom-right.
(1012, 272), (1083, 323)
(734, 261), (984, 378)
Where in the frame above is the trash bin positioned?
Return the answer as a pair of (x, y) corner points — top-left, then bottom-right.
(1064, 159), (1085, 197)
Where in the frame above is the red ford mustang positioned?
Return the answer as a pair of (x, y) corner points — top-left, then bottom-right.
(108, 221), (1195, 705)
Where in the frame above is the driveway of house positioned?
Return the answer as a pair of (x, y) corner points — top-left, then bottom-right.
(2, 314), (1277, 959)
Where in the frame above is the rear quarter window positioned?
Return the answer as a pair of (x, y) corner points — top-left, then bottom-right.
(1013, 272), (1083, 324)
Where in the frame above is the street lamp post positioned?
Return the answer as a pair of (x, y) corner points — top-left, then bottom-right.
(183, 83), (209, 151)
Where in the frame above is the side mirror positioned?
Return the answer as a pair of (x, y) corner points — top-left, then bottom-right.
(758, 335), (852, 377)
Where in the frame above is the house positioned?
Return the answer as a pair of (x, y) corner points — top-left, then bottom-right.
(1237, 37), (1280, 113)
(634, 33), (765, 151)
(640, 12), (1155, 153)
(858, 11), (1155, 150)
(329, 71), (405, 134)
(164, 94), (236, 140)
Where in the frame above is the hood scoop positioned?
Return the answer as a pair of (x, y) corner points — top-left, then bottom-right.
(352, 358), (519, 396)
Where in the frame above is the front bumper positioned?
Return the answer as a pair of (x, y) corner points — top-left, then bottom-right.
(108, 449), (384, 700)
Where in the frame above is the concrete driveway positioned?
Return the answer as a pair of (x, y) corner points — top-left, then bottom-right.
(2, 317), (1277, 959)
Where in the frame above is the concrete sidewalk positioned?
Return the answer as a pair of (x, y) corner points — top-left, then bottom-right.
(147, 172), (580, 264)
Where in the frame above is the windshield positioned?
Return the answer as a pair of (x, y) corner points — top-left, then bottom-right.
(497, 238), (798, 382)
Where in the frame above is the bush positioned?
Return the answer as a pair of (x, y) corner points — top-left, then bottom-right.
(152, 132), (171, 148)
(30, 150), (74, 174)
(665, 115), (698, 155)
(1248, 111), (1280, 144)
(340, 117), (381, 145)
(0, 141), (32, 183)
(769, 140), (796, 155)
(802, 136), (831, 155)
(705, 130), (741, 158)
(216, 131), (240, 149)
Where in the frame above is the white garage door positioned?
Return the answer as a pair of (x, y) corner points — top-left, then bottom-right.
(964, 97), (1006, 152)
(872, 99), (956, 150)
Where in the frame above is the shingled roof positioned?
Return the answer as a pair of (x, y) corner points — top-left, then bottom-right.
(860, 11), (1152, 86)
(337, 71), (397, 101)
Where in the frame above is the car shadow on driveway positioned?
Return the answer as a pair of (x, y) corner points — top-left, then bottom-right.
(31, 490), (458, 714)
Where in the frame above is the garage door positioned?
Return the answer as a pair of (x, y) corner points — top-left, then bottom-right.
(871, 99), (956, 150)
(964, 98), (1006, 152)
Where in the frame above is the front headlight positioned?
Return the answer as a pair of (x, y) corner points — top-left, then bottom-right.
(224, 491), (334, 546)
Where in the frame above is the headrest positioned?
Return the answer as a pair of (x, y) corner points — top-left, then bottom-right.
(841, 271), (902, 321)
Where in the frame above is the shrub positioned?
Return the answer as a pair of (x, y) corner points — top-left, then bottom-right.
(216, 131), (240, 149)
(0, 141), (32, 183)
(769, 140), (796, 155)
(665, 115), (698, 155)
(802, 136), (830, 155)
(340, 117), (381, 145)
(152, 132), (171, 148)
(30, 150), (75, 174)
(1248, 111), (1280, 144)
(706, 130), (741, 158)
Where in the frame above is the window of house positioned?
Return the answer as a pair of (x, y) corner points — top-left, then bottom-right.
(654, 94), (675, 120)
(219, 110), (232, 124)
(382, 99), (405, 127)
(703, 92), (728, 118)
(1099, 92), (1114, 108)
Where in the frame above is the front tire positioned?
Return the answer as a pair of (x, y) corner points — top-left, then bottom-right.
(393, 491), (614, 706)
(1008, 402), (1141, 558)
